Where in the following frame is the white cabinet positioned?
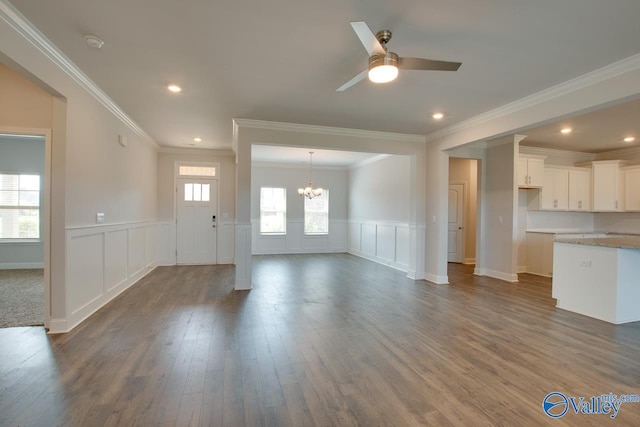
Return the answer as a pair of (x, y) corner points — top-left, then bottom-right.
(542, 168), (569, 210)
(568, 168), (591, 211)
(624, 166), (640, 211)
(592, 161), (628, 212)
(518, 155), (545, 188)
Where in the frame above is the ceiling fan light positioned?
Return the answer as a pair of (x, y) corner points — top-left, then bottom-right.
(368, 52), (399, 83)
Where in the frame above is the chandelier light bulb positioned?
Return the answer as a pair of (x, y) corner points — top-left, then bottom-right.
(298, 152), (324, 199)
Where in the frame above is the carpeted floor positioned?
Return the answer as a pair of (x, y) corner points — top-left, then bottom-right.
(0, 269), (44, 328)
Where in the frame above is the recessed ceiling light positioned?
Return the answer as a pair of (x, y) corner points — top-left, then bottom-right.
(561, 128), (572, 134)
(623, 136), (635, 143)
(432, 112), (444, 120)
(84, 35), (104, 49)
(167, 84), (182, 93)
(193, 137), (202, 142)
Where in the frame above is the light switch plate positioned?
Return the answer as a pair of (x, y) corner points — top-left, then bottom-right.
(96, 213), (105, 224)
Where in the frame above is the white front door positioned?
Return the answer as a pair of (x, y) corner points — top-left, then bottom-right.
(448, 183), (464, 263)
(176, 178), (217, 264)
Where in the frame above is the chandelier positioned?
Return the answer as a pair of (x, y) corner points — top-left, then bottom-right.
(298, 152), (324, 199)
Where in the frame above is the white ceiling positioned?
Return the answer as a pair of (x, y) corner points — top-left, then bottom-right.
(519, 98), (640, 153)
(7, 0), (640, 151)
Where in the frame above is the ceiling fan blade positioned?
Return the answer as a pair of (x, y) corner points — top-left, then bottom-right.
(398, 57), (462, 71)
(336, 69), (368, 92)
(350, 21), (386, 56)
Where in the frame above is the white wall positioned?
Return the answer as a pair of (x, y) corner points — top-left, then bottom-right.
(348, 155), (411, 271)
(348, 155), (410, 222)
(478, 142), (519, 281)
(1, 7), (160, 332)
(0, 134), (45, 268)
(251, 163), (347, 254)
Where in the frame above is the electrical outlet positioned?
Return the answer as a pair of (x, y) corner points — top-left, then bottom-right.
(96, 213), (105, 224)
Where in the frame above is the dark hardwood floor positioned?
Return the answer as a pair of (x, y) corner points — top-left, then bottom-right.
(1, 254), (640, 426)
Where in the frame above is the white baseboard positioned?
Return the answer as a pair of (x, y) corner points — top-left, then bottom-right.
(475, 268), (519, 283)
(348, 250), (409, 273)
(47, 318), (68, 334)
(524, 271), (552, 278)
(424, 272), (449, 285)
(463, 258), (476, 265)
(0, 262), (44, 270)
(517, 265), (527, 273)
(407, 269), (425, 281)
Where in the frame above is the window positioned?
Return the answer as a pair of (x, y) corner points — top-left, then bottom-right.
(260, 187), (286, 235)
(0, 174), (40, 239)
(304, 190), (329, 235)
(183, 183), (210, 202)
(178, 165), (216, 177)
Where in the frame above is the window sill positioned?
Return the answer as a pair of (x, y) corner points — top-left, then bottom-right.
(0, 239), (42, 245)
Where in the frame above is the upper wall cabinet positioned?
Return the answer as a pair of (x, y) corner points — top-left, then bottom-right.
(588, 160), (629, 212)
(542, 167), (569, 210)
(624, 165), (640, 212)
(568, 168), (591, 211)
(518, 155), (545, 188)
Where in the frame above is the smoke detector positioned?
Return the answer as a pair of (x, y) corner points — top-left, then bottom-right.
(84, 35), (104, 49)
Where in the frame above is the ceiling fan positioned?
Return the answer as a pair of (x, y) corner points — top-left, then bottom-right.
(337, 21), (462, 91)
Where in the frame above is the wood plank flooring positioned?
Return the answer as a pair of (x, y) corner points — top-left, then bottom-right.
(1, 254), (640, 426)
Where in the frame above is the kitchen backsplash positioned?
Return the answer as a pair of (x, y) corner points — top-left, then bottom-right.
(594, 212), (640, 234)
(527, 211), (594, 230)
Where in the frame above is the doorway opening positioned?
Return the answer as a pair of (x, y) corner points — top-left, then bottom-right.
(0, 131), (49, 328)
(447, 157), (479, 273)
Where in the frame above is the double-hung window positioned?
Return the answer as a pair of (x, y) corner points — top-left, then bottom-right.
(0, 173), (41, 240)
(260, 187), (287, 235)
(304, 190), (329, 235)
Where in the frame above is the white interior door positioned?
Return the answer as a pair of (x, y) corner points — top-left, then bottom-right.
(448, 183), (465, 263)
(177, 178), (217, 264)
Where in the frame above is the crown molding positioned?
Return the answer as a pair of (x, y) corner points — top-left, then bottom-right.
(425, 53), (640, 143)
(157, 146), (235, 156)
(594, 145), (640, 161)
(233, 119), (426, 143)
(0, 1), (157, 147)
(519, 145), (595, 161)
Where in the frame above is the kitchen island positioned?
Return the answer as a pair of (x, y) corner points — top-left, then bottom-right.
(552, 235), (640, 324)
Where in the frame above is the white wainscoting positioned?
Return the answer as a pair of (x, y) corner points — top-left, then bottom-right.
(348, 221), (410, 272)
(154, 219), (235, 266)
(50, 221), (168, 333)
(218, 220), (235, 264)
(252, 219), (347, 254)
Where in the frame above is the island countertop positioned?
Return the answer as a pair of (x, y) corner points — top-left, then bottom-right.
(554, 235), (640, 249)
